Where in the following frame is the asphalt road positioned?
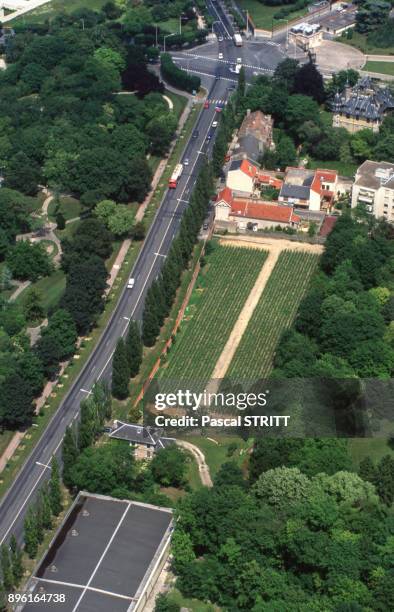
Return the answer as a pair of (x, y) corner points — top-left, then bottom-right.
(172, 0), (286, 85)
(0, 71), (231, 547)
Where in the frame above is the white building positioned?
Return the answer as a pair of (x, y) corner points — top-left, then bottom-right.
(351, 160), (394, 222)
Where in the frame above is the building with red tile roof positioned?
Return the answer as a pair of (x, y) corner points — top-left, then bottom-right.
(215, 188), (300, 231)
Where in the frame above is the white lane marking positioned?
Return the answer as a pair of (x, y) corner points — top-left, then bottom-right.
(154, 253), (167, 258)
(71, 503), (131, 612)
(36, 462), (51, 470)
(36, 578), (135, 602)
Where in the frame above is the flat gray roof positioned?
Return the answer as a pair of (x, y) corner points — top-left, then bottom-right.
(21, 493), (173, 612)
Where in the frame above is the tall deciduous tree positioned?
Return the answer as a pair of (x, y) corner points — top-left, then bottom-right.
(125, 321), (143, 378)
(111, 338), (130, 399)
(49, 457), (63, 516)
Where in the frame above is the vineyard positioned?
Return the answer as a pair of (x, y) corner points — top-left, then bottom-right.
(159, 243), (267, 382)
(226, 250), (319, 380)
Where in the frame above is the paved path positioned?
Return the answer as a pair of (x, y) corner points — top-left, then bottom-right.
(176, 440), (213, 487)
(8, 280), (31, 302)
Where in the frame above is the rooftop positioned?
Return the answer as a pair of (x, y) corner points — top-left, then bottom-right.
(228, 158), (258, 178)
(355, 160), (394, 190)
(230, 200), (300, 224)
(329, 76), (394, 121)
(109, 421), (175, 450)
(238, 110), (273, 146)
(22, 493), (173, 612)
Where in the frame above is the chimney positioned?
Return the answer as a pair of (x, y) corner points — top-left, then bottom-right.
(246, 109), (251, 116)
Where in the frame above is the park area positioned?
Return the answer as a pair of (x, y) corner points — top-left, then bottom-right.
(238, 0), (308, 30)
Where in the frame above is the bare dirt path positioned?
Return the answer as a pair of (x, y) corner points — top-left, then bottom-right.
(176, 439), (213, 487)
(208, 235), (324, 382)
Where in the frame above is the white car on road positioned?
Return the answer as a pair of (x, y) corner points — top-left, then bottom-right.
(218, 52), (223, 59)
(127, 277), (135, 289)
(212, 121), (218, 128)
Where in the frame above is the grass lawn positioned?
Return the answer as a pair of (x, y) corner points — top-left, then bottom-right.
(0, 430), (15, 459)
(227, 251), (319, 380)
(13, 0), (107, 25)
(349, 438), (394, 469)
(181, 435), (251, 479)
(55, 218), (81, 241)
(166, 89), (188, 119)
(159, 243), (267, 383)
(337, 31), (394, 56)
(364, 61), (394, 76)
(15, 269), (66, 313)
(308, 159), (358, 178)
(238, 0), (307, 30)
(48, 196), (82, 222)
(166, 588), (220, 612)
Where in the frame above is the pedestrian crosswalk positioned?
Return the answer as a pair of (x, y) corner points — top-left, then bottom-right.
(207, 99), (228, 104)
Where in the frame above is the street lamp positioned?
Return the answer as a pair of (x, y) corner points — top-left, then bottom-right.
(164, 33), (176, 53)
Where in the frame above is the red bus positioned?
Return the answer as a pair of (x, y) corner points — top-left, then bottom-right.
(169, 163), (183, 189)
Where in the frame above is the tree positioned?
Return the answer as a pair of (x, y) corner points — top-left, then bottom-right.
(67, 441), (136, 495)
(49, 457), (62, 516)
(40, 485), (53, 530)
(9, 535), (23, 586)
(356, 0), (390, 33)
(293, 60), (325, 104)
(125, 321), (143, 378)
(61, 255), (108, 333)
(111, 338), (129, 399)
(375, 455), (394, 505)
(146, 114), (177, 156)
(55, 211), (66, 230)
(106, 205), (136, 237)
(273, 58), (299, 92)
(154, 593), (180, 612)
(214, 462), (246, 489)
(285, 95), (320, 136)
(359, 456), (377, 484)
(95, 199), (116, 225)
(150, 446), (187, 487)
(23, 287), (45, 323)
(78, 399), (96, 451)
(24, 507), (38, 558)
(4, 151), (41, 196)
(171, 529), (196, 574)
(16, 351), (44, 398)
(253, 467), (311, 508)
(0, 372), (34, 429)
(0, 544), (13, 592)
(62, 426), (79, 487)
(6, 241), (52, 282)
(142, 288), (160, 347)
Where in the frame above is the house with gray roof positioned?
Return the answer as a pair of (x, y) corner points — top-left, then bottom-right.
(109, 420), (175, 460)
(351, 160), (394, 222)
(330, 76), (394, 133)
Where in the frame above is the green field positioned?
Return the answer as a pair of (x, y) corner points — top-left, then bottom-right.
(307, 159), (358, 178)
(13, 0), (107, 25)
(238, 0), (307, 30)
(364, 61), (394, 76)
(15, 269), (66, 313)
(48, 196), (82, 222)
(227, 250), (319, 379)
(338, 31), (394, 56)
(181, 435), (251, 478)
(159, 244), (267, 381)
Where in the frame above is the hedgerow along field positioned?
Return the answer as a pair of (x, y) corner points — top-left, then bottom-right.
(226, 250), (319, 379)
(159, 243), (268, 382)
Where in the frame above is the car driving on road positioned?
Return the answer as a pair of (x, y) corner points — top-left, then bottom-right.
(127, 277), (135, 289)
